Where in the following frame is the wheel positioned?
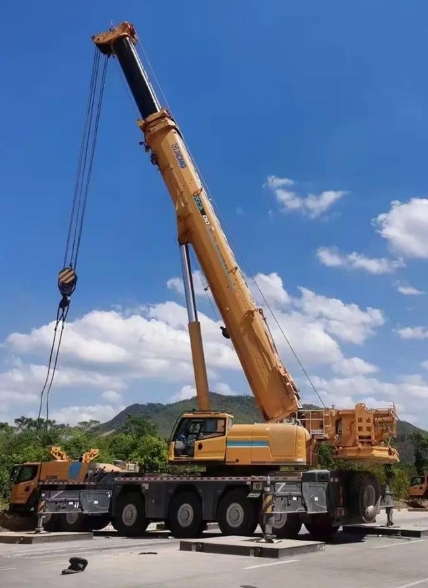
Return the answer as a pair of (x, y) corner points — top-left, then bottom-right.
(112, 492), (148, 537)
(43, 514), (60, 532)
(57, 512), (88, 532)
(84, 514), (111, 531)
(305, 515), (339, 541)
(168, 491), (204, 538)
(348, 472), (381, 523)
(263, 512), (302, 539)
(217, 489), (258, 536)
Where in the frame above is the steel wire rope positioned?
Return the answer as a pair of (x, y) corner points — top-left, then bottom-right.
(36, 50), (109, 435)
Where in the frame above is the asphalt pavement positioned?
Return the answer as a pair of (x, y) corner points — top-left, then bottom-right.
(1, 510), (427, 588)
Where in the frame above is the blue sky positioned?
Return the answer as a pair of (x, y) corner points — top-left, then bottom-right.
(1, 0), (428, 428)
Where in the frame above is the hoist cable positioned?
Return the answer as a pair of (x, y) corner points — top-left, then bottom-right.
(36, 49), (109, 435)
(73, 55), (108, 270)
(63, 50), (101, 269)
(36, 302), (70, 425)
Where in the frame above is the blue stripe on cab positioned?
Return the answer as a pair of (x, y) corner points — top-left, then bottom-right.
(226, 440), (269, 447)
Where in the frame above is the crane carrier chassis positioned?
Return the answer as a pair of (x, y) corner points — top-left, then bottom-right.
(38, 468), (391, 541)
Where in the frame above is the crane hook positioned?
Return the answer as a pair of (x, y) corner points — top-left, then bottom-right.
(58, 266), (78, 302)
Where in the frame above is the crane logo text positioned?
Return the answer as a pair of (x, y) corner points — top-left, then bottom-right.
(171, 143), (187, 169)
(194, 195), (211, 226)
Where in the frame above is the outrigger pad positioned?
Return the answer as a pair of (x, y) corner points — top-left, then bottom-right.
(61, 556), (88, 575)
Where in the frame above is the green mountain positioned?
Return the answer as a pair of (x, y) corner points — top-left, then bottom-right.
(100, 392), (423, 463)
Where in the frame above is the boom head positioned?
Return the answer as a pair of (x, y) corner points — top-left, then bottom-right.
(91, 22), (138, 55)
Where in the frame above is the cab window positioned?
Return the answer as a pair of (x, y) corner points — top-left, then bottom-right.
(199, 418), (226, 439)
(15, 465), (38, 484)
(410, 476), (426, 486)
(176, 418), (226, 441)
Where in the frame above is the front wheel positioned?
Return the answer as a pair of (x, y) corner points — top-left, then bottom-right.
(217, 489), (258, 536)
(112, 492), (148, 537)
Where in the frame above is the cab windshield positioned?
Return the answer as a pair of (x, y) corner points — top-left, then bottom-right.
(14, 464), (39, 484)
(410, 476), (426, 486)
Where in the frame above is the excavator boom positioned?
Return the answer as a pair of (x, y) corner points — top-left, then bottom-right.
(92, 22), (398, 465)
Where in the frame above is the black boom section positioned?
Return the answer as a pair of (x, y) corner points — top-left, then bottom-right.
(112, 36), (160, 119)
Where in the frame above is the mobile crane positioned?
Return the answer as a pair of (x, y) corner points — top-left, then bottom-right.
(1, 447), (122, 532)
(38, 21), (399, 542)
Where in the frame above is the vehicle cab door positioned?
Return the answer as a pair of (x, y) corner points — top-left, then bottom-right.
(409, 476), (427, 497)
(193, 417), (227, 462)
(9, 464), (40, 507)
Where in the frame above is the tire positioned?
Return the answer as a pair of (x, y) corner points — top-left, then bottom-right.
(112, 492), (148, 537)
(217, 489), (258, 536)
(84, 514), (111, 531)
(168, 491), (204, 539)
(263, 512), (302, 539)
(348, 472), (381, 523)
(57, 512), (88, 532)
(43, 514), (60, 532)
(305, 515), (339, 541)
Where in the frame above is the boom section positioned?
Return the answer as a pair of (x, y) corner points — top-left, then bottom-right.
(92, 22), (302, 423)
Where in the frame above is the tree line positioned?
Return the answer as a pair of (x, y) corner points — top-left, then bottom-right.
(1, 415), (428, 508)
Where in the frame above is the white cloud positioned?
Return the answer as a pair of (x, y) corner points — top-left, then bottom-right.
(396, 284), (425, 296)
(49, 404), (123, 427)
(293, 287), (385, 345)
(332, 357), (379, 377)
(309, 374), (428, 424)
(265, 176), (347, 219)
(102, 390), (122, 403)
(169, 381), (239, 403)
(396, 326), (428, 340)
(7, 303), (240, 380)
(250, 272), (290, 307)
(167, 270), (209, 298)
(0, 272), (388, 423)
(373, 198), (428, 259)
(166, 269), (383, 352)
(171, 385), (196, 402)
(316, 246), (405, 274)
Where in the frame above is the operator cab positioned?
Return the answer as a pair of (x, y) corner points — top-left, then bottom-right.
(10, 463), (39, 485)
(410, 475), (427, 486)
(409, 475), (428, 498)
(169, 411), (233, 462)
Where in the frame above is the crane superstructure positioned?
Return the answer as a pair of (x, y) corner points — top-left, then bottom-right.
(33, 21), (401, 542)
(91, 22), (398, 467)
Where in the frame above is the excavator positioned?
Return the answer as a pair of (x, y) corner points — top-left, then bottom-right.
(37, 21), (399, 541)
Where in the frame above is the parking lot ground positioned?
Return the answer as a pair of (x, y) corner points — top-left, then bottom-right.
(1, 510), (427, 588)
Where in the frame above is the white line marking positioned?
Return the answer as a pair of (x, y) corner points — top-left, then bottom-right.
(244, 558), (299, 570)
(393, 578), (428, 588)
(0, 568), (17, 571)
(372, 539), (425, 549)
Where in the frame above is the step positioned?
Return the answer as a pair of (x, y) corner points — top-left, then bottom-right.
(0, 531), (93, 544)
(179, 535), (325, 559)
(343, 524), (428, 538)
